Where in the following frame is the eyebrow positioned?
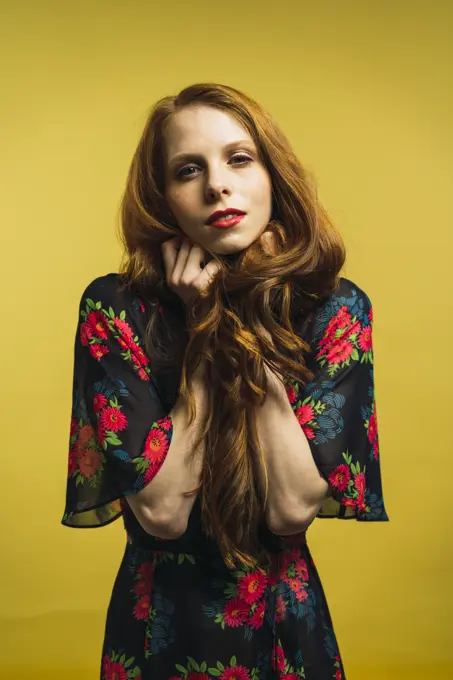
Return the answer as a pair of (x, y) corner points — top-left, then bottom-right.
(168, 140), (256, 167)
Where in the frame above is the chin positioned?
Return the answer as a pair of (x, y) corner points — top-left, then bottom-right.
(208, 232), (257, 255)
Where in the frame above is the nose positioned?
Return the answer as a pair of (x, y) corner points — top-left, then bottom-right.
(204, 166), (232, 201)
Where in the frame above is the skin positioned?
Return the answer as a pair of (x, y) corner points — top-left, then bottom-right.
(163, 104), (273, 257)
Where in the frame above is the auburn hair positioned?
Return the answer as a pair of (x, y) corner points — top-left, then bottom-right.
(117, 83), (346, 569)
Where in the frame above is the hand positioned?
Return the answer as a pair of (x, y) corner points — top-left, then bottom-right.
(161, 236), (222, 309)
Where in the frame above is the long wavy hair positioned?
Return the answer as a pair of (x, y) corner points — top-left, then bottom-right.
(117, 83), (346, 569)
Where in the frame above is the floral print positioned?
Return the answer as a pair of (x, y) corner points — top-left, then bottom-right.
(62, 274), (389, 680)
(285, 283), (388, 521)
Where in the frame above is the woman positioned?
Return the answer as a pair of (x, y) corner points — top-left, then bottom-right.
(62, 83), (389, 680)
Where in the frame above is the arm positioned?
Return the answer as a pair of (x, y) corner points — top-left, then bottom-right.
(127, 362), (208, 539)
(254, 367), (330, 535)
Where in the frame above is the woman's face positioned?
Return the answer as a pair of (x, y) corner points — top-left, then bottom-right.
(163, 105), (273, 255)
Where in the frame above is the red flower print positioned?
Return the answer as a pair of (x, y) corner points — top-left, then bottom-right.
(76, 447), (102, 478)
(131, 352), (143, 369)
(100, 406), (128, 433)
(70, 418), (79, 436)
(372, 439), (379, 461)
(237, 568), (267, 605)
(137, 561), (154, 582)
(342, 497), (356, 508)
(68, 447), (77, 476)
(87, 310), (110, 340)
(133, 594), (150, 620)
(223, 597), (249, 628)
(287, 578), (302, 593)
(301, 424), (315, 440)
(93, 393), (108, 413)
(294, 558), (308, 581)
(143, 427), (170, 467)
(102, 655), (111, 679)
(77, 424), (95, 447)
(358, 324), (373, 353)
(133, 345), (149, 368)
(326, 337), (354, 366)
(367, 410), (378, 443)
(80, 322), (93, 346)
(271, 644), (286, 673)
(220, 666), (250, 680)
(113, 316), (134, 339)
(138, 367), (150, 381)
(138, 298), (145, 313)
(336, 669), (343, 680)
(158, 416), (172, 431)
(335, 306), (353, 329)
(328, 464), (351, 492)
(354, 471), (366, 498)
(318, 306), (352, 352)
(249, 599), (266, 630)
(104, 660), (128, 680)
(134, 578), (150, 596)
(295, 588), (308, 603)
(275, 594), (286, 622)
(295, 403), (314, 426)
(97, 422), (106, 446)
(285, 384), (297, 405)
(117, 337), (129, 351)
(89, 343), (110, 361)
(345, 319), (361, 339)
(187, 674), (210, 680)
(368, 306), (373, 323)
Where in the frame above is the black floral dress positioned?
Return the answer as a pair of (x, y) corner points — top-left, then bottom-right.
(61, 273), (389, 680)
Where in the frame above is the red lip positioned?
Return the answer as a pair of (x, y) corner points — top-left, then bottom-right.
(207, 208), (246, 225)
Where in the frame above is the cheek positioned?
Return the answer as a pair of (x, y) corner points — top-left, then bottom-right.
(168, 189), (192, 219)
(252, 172), (272, 211)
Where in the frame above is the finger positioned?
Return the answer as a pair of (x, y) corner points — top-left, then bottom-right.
(186, 243), (208, 270)
(161, 236), (182, 278)
(195, 259), (222, 293)
(171, 239), (192, 283)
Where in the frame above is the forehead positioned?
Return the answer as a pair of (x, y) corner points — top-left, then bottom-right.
(164, 105), (254, 159)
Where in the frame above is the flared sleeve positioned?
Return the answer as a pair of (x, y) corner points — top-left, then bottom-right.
(286, 278), (389, 521)
(61, 274), (174, 528)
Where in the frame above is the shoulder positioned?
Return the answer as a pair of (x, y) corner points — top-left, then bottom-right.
(309, 277), (374, 348)
(80, 273), (156, 316)
(77, 273), (159, 339)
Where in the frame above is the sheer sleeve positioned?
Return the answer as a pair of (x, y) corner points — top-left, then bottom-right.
(61, 274), (174, 528)
(286, 278), (389, 521)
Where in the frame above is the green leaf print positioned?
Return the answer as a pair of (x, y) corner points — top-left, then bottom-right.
(216, 662), (225, 671)
(86, 298), (96, 310)
(124, 657), (135, 669)
(105, 434), (122, 446)
(175, 665), (187, 676)
(208, 670), (221, 677)
(230, 656), (237, 666)
(187, 657), (200, 672)
(351, 348), (359, 361)
(120, 310), (126, 320)
(132, 667), (141, 678)
(95, 301), (102, 309)
(120, 654), (126, 665)
(200, 662), (207, 672)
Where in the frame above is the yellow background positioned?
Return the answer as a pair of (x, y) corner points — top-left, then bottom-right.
(1, 0), (451, 678)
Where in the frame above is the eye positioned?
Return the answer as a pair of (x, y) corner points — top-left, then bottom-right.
(176, 153), (253, 179)
(230, 153), (253, 165)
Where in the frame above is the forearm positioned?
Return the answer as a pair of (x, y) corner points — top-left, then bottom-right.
(254, 371), (329, 534)
(129, 364), (208, 537)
